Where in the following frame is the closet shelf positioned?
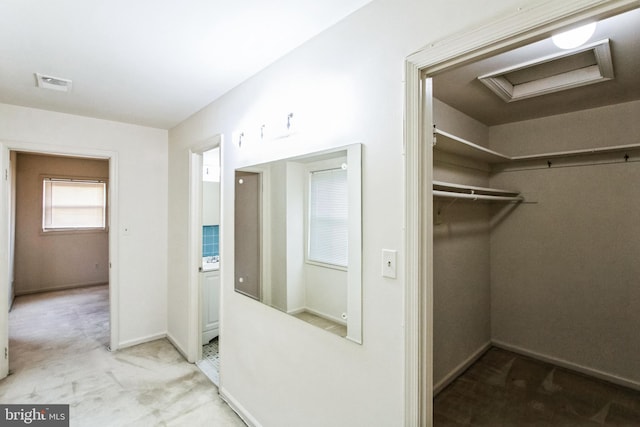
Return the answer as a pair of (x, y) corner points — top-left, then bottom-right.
(433, 181), (523, 202)
(510, 143), (640, 161)
(434, 127), (640, 163)
(433, 128), (510, 163)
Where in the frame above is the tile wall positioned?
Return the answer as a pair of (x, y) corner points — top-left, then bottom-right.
(203, 225), (219, 257)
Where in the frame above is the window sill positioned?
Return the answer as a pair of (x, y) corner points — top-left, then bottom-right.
(305, 260), (348, 272)
(40, 228), (109, 237)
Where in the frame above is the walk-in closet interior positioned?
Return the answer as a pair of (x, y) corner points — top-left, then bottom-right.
(431, 6), (640, 424)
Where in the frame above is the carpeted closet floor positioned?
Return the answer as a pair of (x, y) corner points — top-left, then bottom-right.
(0, 285), (245, 426)
(434, 347), (640, 426)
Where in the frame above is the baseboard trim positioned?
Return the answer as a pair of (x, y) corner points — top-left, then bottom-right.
(492, 340), (640, 392)
(14, 281), (108, 296)
(302, 307), (347, 326)
(219, 386), (263, 427)
(166, 332), (190, 361)
(434, 341), (492, 395)
(118, 332), (167, 350)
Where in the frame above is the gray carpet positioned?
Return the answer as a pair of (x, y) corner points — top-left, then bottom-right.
(2, 286), (245, 426)
(434, 347), (640, 426)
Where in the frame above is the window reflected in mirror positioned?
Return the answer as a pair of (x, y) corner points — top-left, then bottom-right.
(234, 144), (362, 343)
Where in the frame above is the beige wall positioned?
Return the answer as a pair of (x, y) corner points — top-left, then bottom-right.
(433, 98), (493, 389)
(489, 100), (640, 387)
(432, 98), (640, 390)
(14, 153), (109, 294)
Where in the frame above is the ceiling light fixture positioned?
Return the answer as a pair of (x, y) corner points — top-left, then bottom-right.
(552, 22), (597, 49)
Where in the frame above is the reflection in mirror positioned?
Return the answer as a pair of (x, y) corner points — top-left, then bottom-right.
(234, 144), (362, 343)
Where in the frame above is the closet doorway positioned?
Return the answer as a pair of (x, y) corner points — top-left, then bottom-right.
(403, 1), (640, 425)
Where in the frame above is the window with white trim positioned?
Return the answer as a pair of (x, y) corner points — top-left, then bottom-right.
(307, 167), (348, 268)
(42, 178), (107, 231)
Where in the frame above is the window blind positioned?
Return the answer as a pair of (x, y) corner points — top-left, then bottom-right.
(308, 167), (348, 267)
(43, 179), (106, 230)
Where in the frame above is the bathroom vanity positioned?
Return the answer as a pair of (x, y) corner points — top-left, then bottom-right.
(201, 260), (220, 343)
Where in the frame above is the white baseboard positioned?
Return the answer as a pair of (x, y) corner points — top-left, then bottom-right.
(492, 340), (640, 392)
(434, 341), (491, 395)
(117, 332), (167, 350)
(219, 386), (263, 427)
(166, 332), (190, 361)
(286, 307), (305, 316)
(303, 307), (347, 326)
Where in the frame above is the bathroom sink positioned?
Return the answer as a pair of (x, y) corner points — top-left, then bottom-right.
(202, 256), (220, 271)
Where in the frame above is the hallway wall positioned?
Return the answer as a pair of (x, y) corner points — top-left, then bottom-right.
(0, 103), (168, 348)
(168, 0), (527, 425)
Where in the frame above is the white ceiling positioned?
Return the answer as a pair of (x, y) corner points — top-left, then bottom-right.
(0, 0), (372, 129)
(433, 7), (640, 126)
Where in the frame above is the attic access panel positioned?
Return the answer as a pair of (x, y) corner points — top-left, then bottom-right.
(478, 39), (614, 102)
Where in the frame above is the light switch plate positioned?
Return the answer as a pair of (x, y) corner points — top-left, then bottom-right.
(382, 249), (397, 279)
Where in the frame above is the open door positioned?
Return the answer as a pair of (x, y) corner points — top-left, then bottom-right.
(0, 144), (10, 379)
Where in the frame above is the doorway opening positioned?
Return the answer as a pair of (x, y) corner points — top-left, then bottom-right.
(197, 146), (221, 385)
(187, 136), (222, 385)
(3, 148), (115, 381)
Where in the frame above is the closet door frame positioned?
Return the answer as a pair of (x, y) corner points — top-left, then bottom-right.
(402, 0), (640, 425)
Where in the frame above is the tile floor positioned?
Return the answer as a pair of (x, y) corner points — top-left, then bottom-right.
(0, 285), (246, 426)
(202, 338), (220, 370)
(434, 347), (640, 426)
(197, 337), (220, 386)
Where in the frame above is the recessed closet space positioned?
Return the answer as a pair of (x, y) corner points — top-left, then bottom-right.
(432, 6), (640, 424)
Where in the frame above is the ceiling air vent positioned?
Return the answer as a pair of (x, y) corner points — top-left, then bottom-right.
(35, 73), (73, 93)
(478, 39), (614, 102)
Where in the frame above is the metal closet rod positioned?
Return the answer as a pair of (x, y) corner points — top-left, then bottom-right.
(433, 190), (523, 202)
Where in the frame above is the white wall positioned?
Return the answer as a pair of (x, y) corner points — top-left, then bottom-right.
(167, 0), (528, 425)
(202, 181), (220, 226)
(489, 100), (640, 387)
(268, 162), (287, 310)
(0, 103), (168, 348)
(285, 162), (305, 313)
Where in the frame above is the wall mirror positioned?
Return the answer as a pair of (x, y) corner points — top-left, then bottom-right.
(234, 144), (362, 343)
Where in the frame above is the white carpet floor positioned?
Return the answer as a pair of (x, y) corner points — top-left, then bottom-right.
(0, 285), (245, 426)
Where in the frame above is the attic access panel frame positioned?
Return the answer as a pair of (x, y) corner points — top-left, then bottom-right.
(478, 38), (614, 102)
